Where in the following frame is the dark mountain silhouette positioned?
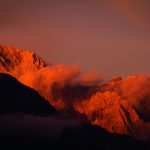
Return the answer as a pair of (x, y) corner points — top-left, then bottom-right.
(0, 73), (57, 115)
(57, 124), (149, 150)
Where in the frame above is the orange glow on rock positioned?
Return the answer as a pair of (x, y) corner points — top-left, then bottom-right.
(74, 91), (140, 135)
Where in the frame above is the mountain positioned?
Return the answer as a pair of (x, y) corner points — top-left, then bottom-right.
(0, 45), (47, 72)
(0, 73), (57, 115)
(57, 124), (149, 150)
(0, 45), (147, 140)
(75, 91), (140, 137)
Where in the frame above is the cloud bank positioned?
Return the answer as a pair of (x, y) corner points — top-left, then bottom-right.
(10, 63), (101, 111)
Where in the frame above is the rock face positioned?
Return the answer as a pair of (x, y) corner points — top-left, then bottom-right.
(75, 91), (140, 137)
(0, 45), (47, 72)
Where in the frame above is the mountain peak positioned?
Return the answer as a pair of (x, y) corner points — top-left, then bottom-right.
(0, 45), (47, 72)
(75, 91), (140, 137)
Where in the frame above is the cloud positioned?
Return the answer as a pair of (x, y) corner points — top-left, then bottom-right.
(15, 64), (80, 110)
(9, 62), (101, 111)
(81, 69), (102, 85)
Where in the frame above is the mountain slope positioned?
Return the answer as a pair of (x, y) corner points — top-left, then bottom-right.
(57, 124), (149, 150)
(75, 91), (140, 137)
(0, 73), (57, 115)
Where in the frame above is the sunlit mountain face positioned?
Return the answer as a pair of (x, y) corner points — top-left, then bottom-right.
(1, 0), (150, 149)
(0, 45), (150, 149)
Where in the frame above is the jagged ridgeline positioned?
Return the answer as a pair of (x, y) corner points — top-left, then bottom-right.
(0, 45), (150, 141)
(0, 45), (48, 72)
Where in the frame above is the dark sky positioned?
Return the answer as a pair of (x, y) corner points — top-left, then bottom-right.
(1, 0), (150, 79)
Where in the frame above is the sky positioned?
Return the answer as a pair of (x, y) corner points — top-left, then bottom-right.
(0, 0), (150, 79)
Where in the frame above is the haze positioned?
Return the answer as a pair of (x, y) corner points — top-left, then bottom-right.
(0, 0), (150, 79)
